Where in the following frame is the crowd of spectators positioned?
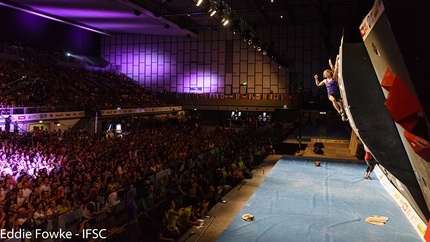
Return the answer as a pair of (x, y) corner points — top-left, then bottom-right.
(0, 48), (166, 111)
(0, 115), (277, 241)
(0, 42), (283, 241)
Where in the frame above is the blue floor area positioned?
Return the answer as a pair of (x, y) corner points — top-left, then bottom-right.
(217, 156), (422, 242)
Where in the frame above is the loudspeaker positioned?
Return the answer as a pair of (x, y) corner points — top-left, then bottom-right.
(313, 147), (324, 154)
(243, 169), (253, 179)
(314, 142), (324, 148)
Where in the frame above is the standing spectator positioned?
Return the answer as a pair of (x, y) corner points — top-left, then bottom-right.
(57, 197), (71, 215)
(365, 151), (376, 180)
(13, 121), (19, 134)
(155, 179), (167, 202)
(17, 203), (34, 230)
(205, 186), (223, 208)
(4, 115), (11, 133)
(127, 196), (138, 222)
(107, 177), (118, 193)
(185, 173), (199, 206)
(33, 202), (48, 230)
(82, 196), (106, 220)
(46, 199), (59, 231)
(2, 215), (18, 232)
(15, 189), (27, 207)
(104, 190), (122, 213)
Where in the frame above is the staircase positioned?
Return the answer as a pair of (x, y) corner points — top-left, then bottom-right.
(71, 109), (96, 132)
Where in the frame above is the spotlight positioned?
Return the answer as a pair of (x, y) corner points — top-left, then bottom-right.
(242, 30), (251, 42)
(65, 52), (71, 56)
(196, 0), (203, 6)
(164, 24), (170, 29)
(230, 20), (241, 34)
(252, 38), (259, 49)
(209, 8), (217, 16)
(259, 44), (266, 53)
(221, 18), (229, 26)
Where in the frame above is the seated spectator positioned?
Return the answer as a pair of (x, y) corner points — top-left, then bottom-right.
(237, 156), (246, 170)
(177, 203), (201, 229)
(231, 160), (244, 180)
(194, 200), (209, 219)
(205, 186), (223, 208)
(156, 211), (180, 242)
(167, 200), (184, 235)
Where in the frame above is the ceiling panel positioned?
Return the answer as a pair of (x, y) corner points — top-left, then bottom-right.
(2, 0), (365, 37)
